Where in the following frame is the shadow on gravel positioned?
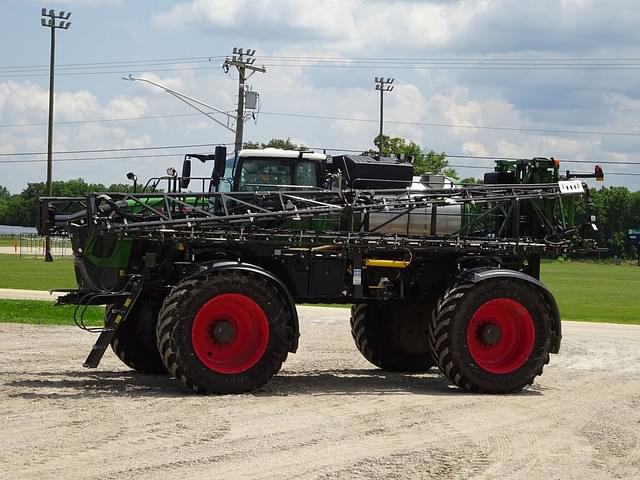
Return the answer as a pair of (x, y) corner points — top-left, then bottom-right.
(3, 368), (545, 399)
(4, 370), (184, 399)
(259, 369), (544, 397)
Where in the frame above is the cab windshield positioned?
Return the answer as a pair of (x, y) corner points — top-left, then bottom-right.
(237, 158), (319, 191)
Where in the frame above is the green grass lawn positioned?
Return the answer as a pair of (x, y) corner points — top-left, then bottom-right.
(0, 254), (76, 290)
(0, 299), (103, 326)
(0, 237), (15, 246)
(541, 261), (640, 325)
(0, 255), (638, 325)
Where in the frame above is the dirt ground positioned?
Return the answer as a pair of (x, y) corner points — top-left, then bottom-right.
(1, 306), (639, 480)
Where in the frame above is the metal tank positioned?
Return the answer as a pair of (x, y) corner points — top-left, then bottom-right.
(368, 174), (462, 236)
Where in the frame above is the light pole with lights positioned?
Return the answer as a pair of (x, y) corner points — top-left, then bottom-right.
(41, 8), (71, 262)
(374, 76), (394, 155)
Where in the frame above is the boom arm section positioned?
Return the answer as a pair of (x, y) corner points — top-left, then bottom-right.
(65, 180), (587, 248)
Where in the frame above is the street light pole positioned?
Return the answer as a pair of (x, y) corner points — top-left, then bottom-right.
(374, 76), (394, 155)
(41, 8), (71, 262)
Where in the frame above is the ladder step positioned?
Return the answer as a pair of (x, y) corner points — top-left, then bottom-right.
(82, 285), (141, 369)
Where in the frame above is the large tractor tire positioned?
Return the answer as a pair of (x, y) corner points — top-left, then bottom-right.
(429, 278), (553, 393)
(156, 271), (292, 394)
(350, 302), (434, 372)
(110, 298), (167, 374)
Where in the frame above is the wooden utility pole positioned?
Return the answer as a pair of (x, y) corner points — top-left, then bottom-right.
(224, 48), (266, 155)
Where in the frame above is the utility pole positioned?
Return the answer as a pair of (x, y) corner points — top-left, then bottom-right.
(41, 8), (71, 262)
(374, 76), (394, 155)
(223, 48), (266, 154)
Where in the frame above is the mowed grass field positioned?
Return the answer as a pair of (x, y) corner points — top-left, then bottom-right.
(0, 299), (103, 326)
(541, 261), (640, 324)
(0, 254), (102, 325)
(0, 254), (77, 290)
(0, 254), (638, 325)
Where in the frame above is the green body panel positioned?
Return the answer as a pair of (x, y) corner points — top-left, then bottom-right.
(85, 237), (133, 269)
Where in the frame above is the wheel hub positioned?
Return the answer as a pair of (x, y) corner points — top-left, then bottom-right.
(211, 319), (236, 344)
(478, 322), (502, 346)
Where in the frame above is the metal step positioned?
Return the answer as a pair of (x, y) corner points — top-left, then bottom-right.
(83, 278), (142, 369)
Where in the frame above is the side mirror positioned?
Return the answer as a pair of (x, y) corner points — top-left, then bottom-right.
(214, 145), (227, 180)
(181, 158), (192, 189)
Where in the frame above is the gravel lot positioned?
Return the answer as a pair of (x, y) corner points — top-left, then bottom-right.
(1, 306), (639, 479)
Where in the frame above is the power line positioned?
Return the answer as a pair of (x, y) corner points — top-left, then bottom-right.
(6, 59), (640, 79)
(0, 112), (202, 128)
(0, 152), (185, 164)
(3, 109), (640, 139)
(1, 143), (638, 175)
(5, 54), (640, 71)
(0, 65), (222, 79)
(0, 142), (233, 157)
(261, 112), (640, 138)
(0, 56), (225, 71)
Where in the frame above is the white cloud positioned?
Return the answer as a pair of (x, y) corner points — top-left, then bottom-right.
(104, 95), (148, 119)
(151, 0), (491, 51)
(0, 81), (154, 192)
(55, 91), (101, 121)
(0, 82), (49, 120)
(152, 0), (356, 40)
(45, 0), (123, 6)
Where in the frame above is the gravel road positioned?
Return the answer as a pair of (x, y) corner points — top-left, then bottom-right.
(1, 306), (639, 479)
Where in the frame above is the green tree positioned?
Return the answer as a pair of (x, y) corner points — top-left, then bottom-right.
(414, 150), (457, 178)
(0, 197), (7, 223)
(107, 183), (135, 192)
(582, 186), (640, 257)
(460, 177), (483, 185)
(370, 135), (458, 178)
(244, 138), (306, 150)
(2, 196), (32, 226)
(0, 185), (10, 200)
(4, 179), (121, 227)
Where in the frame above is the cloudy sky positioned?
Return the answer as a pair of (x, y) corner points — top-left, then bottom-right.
(2, 0), (640, 193)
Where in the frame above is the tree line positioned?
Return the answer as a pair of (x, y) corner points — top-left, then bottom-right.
(583, 186), (640, 257)
(0, 179), (133, 227)
(1, 137), (639, 257)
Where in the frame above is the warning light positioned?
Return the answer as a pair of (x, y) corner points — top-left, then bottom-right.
(551, 157), (561, 168)
(595, 165), (604, 181)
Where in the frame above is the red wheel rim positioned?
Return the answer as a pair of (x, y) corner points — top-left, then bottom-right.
(192, 293), (269, 374)
(466, 298), (535, 374)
